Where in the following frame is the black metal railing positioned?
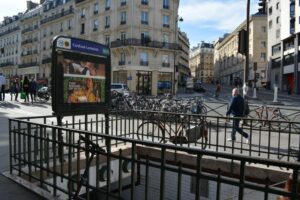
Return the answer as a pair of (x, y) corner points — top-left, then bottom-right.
(22, 27), (33, 34)
(8, 113), (300, 200)
(21, 39), (33, 45)
(110, 38), (180, 50)
(18, 62), (38, 68)
(42, 57), (51, 64)
(0, 62), (13, 67)
(0, 26), (19, 37)
(40, 8), (74, 25)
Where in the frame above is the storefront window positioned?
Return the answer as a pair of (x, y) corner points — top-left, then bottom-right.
(113, 71), (127, 83)
(157, 72), (172, 94)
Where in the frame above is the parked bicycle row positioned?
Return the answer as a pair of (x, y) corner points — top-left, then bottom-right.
(110, 91), (207, 115)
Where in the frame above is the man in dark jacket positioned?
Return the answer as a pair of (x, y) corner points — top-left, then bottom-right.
(226, 88), (249, 143)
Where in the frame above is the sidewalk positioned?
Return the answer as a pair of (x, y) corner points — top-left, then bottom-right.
(0, 174), (44, 200)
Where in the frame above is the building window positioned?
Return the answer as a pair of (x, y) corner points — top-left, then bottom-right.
(141, 11), (148, 25)
(120, 32), (126, 43)
(163, 0), (169, 9)
(141, 32), (150, 45)
(268, 7), (272, 15)
(119, 53), (125, 65)
(276, 29), (280, 38)
(121, 0), (126, 6)
(105, 0), (110, 10)
(68, 19), (71, 29)
(81, 8), (85, 18)
(276, 2), (279, 10)
(276, 16), (280, 24)
(162, 55), (169, 67)
(120, 11), (126, 24)
(141, 0), (148, 5)
(93, 19), (99, 31)
(140, 52), (148, 66)
(105, 35), (110, 46)
(105, 16), (110, 28)
(60, 22), (63, 32)
(261, 41), (266, 48)
(163, 15), (170, 28)
(94, 3), (99, 14)
(260, 52), (266, 61)
(269, 20), (273, 29)
(261, 26), (266, 32)
(80, 23), (85, 34)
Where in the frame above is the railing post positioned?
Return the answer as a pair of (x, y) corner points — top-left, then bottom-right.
(9, 119), (12, 174)
(160, 147), (166, 200)
(238, 160), (246, 200)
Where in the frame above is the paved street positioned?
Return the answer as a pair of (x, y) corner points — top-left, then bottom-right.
(0, 85), (299, 199)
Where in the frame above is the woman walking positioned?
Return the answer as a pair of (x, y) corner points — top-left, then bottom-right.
(23, 76), (30, 102)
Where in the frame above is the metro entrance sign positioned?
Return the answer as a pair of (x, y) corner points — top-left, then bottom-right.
(51, 36), (111, 116)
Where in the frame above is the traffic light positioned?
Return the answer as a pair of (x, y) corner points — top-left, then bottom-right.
(258, 0), (266, 14)
(238, 29), (247, 55)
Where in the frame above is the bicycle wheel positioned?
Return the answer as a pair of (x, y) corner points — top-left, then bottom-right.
(270, 115), (289, 132)
(246, 110), (261, 128)
(136, 121), (165, 142)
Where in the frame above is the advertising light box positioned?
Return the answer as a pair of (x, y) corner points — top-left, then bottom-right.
(52, 36), (111, 116)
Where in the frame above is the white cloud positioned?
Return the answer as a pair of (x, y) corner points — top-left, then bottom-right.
(179, 0), (259, 32)
(0, 0), (29, 20)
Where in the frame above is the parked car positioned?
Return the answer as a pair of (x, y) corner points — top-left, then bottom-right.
(111, 83), (130, 96)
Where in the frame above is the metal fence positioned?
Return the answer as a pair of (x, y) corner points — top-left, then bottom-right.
(8, 112), (300, 199)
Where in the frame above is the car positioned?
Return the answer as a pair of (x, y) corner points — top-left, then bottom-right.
(111, 83), (130, 96)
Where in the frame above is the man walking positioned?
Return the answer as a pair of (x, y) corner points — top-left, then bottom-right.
(226, 88), (249, 143)
(0, 73), (5, 101)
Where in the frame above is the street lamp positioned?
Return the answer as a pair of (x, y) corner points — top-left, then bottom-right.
(243, 0), (250, 98)
(173, 17), (183, 95)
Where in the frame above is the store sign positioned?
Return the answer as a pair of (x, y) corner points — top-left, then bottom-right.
(52, 36), (111, 116)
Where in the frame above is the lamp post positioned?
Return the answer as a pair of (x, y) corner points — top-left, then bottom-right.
(243, 0), (250, 98)
(173, 17), (183, 95)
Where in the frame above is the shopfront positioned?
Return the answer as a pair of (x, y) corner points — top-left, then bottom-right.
(136, 71), (152, 95)
(157, 72), (172, 94)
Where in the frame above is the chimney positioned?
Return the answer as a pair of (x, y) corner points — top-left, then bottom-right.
(26, 1), (38, 10)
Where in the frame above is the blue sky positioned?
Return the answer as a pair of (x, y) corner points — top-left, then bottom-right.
(1, 0), (260, 48)
(179, 0), (260, 47)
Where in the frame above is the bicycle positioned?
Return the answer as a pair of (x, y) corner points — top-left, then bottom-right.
(135, 113), (208, 149)
(247, 105), (289, 131)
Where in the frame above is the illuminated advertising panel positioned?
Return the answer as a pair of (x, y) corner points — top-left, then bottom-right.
(52, 36), (110, 115)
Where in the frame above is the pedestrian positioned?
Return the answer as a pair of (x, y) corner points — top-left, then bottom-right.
(22, 76), (30, 102)
(29, 78), (37, 102)
(0, 73), (6, 101)
(13, 80), (19, 101)
(226, 88), (249, 143)
(215, 81), (221, 99)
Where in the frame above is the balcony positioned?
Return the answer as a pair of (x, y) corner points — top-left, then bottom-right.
(94, 10), (98, 15)
(22, 27), (33, 34)
(141, 20), (148, 25)
(162, 62), (170, 67)
(33, 25), (39, 30)
(93, 27), (98, 32)
(18, 62), (38, 68)
(121, 1), (126, 6)
(0, 26), (19, 37)
(42, 57), (51, 64)
(0, 62), (13, 67)
(105, 7), (110, 11)
(119, 60), (125, 65)
(120, 20), (126, 25)
(75, 0), (86, 3)
(163, 24), (170, 28)
(40, 8), (74, 25)
(140, 60), (148, 66)
(110, 38), (181, 50)
(105, 25), (110, 29)
(21, 39), (33, 45)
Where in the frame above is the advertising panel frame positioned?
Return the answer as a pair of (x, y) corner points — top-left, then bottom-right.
(51, 36), (111, 116)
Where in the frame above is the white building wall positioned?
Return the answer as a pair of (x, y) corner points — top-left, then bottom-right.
(280, 0), (290, 40)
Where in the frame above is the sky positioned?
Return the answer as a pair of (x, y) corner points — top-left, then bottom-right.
(0, 0), (260, 48)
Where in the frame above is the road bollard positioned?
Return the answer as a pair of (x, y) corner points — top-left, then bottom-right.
(273, 85), (278, 103)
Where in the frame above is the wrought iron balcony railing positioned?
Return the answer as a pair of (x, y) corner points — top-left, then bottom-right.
(40, 8), (74, 25)
(0, 62), (13, 67)
(110, 38), (181, 50)
(42, 57), (51, 64)
(18, 62), (38, 68)
(0, 26), (19, 37)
